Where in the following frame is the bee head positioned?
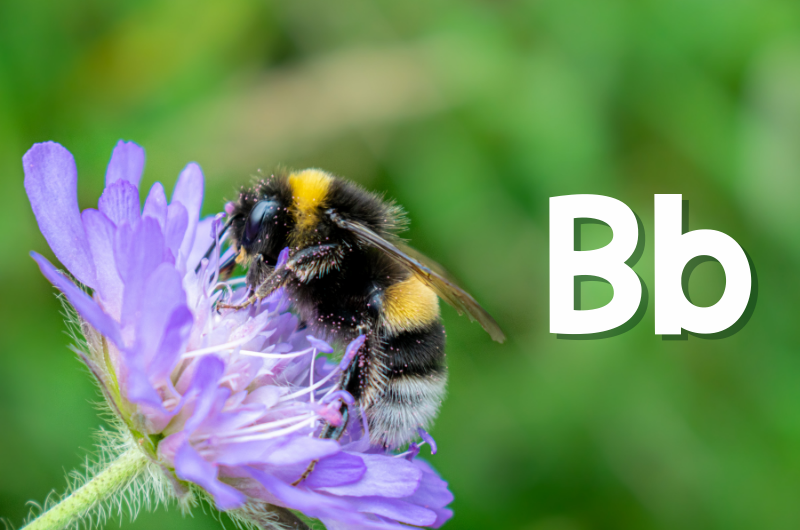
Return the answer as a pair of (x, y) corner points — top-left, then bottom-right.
(231, 196), (288, 265)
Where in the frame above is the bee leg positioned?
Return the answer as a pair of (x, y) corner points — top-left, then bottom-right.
(291, 332), (366, 486)
(216, 296), (257, 312)
(245, 254), (268, 288)
(284, 243), (344, 283)
(217, 263), (290, 311)
(219, 244), (341, 311)
(290, 404), (350, 486)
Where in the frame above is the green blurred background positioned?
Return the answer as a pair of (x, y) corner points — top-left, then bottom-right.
(0, 0), (797, 528)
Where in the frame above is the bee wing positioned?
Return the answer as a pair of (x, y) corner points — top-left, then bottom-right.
(331, 215), (505, 343)
(395, 242), (459, 284)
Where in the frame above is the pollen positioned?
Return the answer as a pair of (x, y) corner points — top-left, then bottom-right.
(235, 247), (249, 264)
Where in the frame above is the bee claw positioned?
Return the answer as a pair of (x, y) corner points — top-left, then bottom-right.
(291, 460), (319, 486)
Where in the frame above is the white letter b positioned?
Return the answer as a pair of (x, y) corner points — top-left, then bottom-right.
(654, 194), (751, 335)
(550, 195), (642, 335)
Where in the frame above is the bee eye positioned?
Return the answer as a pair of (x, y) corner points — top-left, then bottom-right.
(243, 199), (279, 245)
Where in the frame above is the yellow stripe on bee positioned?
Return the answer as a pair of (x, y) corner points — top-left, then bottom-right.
(288, 169), (333, 237)
(382, 276), (440, 334)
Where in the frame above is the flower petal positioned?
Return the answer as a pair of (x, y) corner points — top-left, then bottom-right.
(133, 263), (189, 370)
(185, 217), (215, 271)
(172, 162), (204, 261)
(150, 306), (193, 380)
(175, 443), (246, 511)
(262, 436), (341, 467)
(403, 460), (454, 527)
(319, 516), (408, 530)
(156, 431), (186, 464)
(200, 406), (266, 443)
(340, 335), (366, 370)
(123, 363), (167, 412)
(405, 459), (453, 505)
(81, 209), (123, 319)
(247, 467), (355, 522)
(105, 140), (145, 188)
(429, 507), (454, 528)
(183, 355), (226, 433)
(142, 182), (168, 231)
(418, 427), (438, 455)
(304, 452), (366, 489)
(213, 439), (273, 467)
(165, 202), (188, 258)
(23, 142), (97, 287)
(276, 247), (290, 268)
(306, 335), (334, 353)
(316, 453), (421, 498)
(345, 496), (437, 527)
(115, 217), (170, 328)
(98, 180), (140, 228)
(31, 252), (122, 347)
(243, 385), (284, 408)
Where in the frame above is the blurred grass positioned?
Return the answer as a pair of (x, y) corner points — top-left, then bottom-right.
(1, 0), (799, 529)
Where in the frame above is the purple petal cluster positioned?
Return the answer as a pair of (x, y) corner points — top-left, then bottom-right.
(23, 141), (453, 528)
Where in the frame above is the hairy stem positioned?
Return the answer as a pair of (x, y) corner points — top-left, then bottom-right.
(24, 448), (148, 530)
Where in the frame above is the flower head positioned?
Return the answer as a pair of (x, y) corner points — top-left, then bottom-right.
(23, 141), (453, 529)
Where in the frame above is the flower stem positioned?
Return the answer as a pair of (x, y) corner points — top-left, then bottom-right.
(24, 448), (148, 530)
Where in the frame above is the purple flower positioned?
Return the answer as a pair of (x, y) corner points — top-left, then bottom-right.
(23, 141), (453, 528)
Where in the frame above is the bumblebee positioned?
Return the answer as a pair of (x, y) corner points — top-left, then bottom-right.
(219, 168), (504, 454)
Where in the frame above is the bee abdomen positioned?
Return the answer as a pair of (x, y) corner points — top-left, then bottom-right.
(367, 320), (447, 448)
